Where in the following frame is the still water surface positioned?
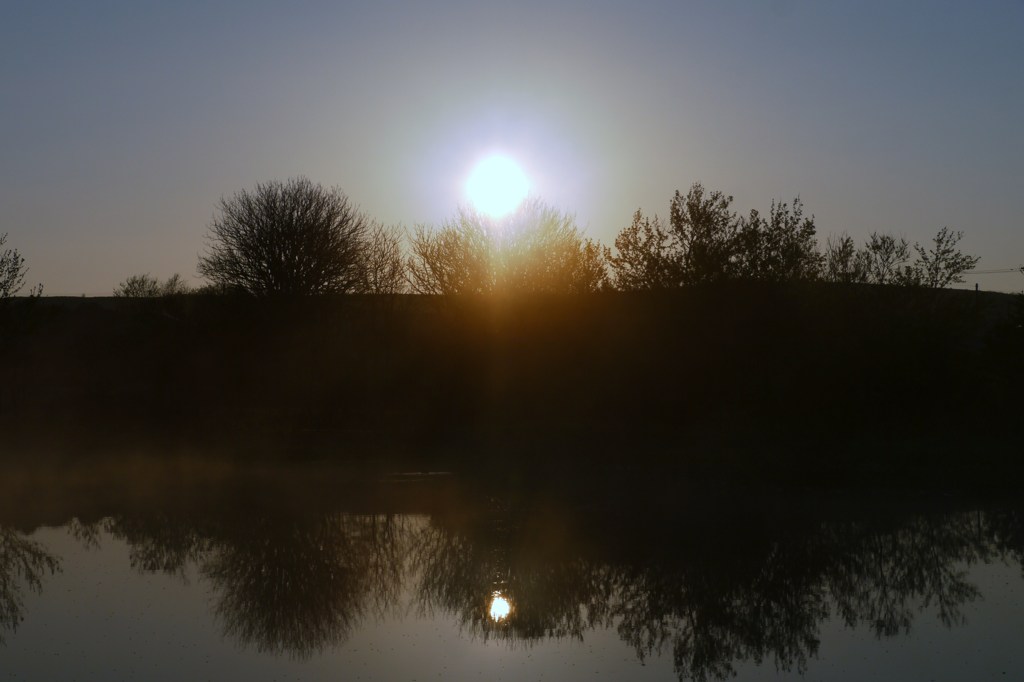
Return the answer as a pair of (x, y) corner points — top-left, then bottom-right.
(1, 465), (1022, 681)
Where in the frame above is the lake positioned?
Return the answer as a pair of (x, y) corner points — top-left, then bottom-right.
(1, 461), (1022, 681)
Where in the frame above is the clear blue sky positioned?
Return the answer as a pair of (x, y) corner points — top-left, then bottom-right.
(2, 0), (1022, 294)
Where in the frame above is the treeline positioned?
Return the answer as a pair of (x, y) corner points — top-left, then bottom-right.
(110, 177), (980, 298)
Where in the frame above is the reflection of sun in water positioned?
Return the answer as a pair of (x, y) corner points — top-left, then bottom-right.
(489, 592), (511, 622)
(466, 155), (529, 219)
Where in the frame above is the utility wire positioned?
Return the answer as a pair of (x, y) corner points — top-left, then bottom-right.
(964, 267), (1023, 275)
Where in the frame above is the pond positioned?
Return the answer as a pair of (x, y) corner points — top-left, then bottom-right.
(1, 462), (1022, 681)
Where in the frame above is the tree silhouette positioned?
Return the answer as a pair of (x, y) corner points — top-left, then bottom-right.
(198, 177), (371, 296)
(823, 233), (869, 284)
(610, 185), (827, 288)
(113, 273), (191, 297)
(0, 234), (31, 300)
(670, 183), (738, 285)
(861, 232), (915, 285)
(355, 223), (406, 294)
(912, 227), (980, 288)
(407, 200), (608, 295)
(407, 213), (491, 295)
(608, 210), (681, 291)
(734, 198), (823, 281)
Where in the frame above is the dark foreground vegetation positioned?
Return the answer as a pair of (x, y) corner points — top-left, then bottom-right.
(2, 285), (1021, 487)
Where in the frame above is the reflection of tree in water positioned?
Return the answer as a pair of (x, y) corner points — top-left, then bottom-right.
(410, 504), (1017, 682)
(92, 512), (409, 659)
(411, 508), (612, 645)
(64, 498), (1024, 679)
(985, 507), (1024, 577)
(203, 513), (407, 659)
(823, 513), (988, 637)
(0, 526), (61, 644)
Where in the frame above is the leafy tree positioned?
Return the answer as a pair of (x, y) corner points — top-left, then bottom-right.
(198, 177), (370, 296)
(911, 227), (980, 288)
(734, 198), (823, 281)
(670, 183), (738, 285)
(823, 233), (869, 284)
(407, 200), (608, 295)
(608, 210), (680, 291)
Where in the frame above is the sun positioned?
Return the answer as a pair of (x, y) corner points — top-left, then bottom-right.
(489, 592), (511, 622)
(465, 155), (530, 219)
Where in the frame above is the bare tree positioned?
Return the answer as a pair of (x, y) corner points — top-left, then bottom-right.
(407, 201), (607, 295)
(355, 223), (407, 294)
(114, 274), (161, 297)
(198, 177), (370, 296)
(406, 213), (492, 295)
(499, 200), (609, 294)
(114, 273), (192, 297)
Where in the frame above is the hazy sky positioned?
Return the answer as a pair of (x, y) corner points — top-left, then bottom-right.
(3, 0), (1022, 294)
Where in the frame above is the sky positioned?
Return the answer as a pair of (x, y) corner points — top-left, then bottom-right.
(2, 0), (1022, 295)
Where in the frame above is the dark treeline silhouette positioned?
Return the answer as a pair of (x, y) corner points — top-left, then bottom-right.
(104, 178), (981, 298)
(6, 474), (1024, 680)
(607, 184), (979, 291)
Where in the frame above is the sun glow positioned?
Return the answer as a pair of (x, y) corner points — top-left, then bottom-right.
(489, 592), (511, 622)
(465, 155), (529, 219)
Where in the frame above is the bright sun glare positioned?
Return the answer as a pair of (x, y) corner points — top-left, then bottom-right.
(466, 155), (529, 219)
(489, 592), (511, 621)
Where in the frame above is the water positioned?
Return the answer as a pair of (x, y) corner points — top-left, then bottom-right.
(1, 464), (1022, 681)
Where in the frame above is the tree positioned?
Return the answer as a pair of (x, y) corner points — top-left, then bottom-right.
(407, 213), (491, 295)
(114, 274), (161, 297)
(114, 273), (192, 297)
(911, 227), (980, 289)
(860, 232), (914, 285)
(0, 233), (27, 300)
(498, 201), (609, 293)
(734, 198), (823, 281)
(198, 177), (370, 296)
(160, 273), (192, 296)
(823, 233), (869, 284)
(608, 210), (681, 291)
(355, 223), (407, 295)
(670, 183), (738, 284)
(407, 200), (608, 295)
